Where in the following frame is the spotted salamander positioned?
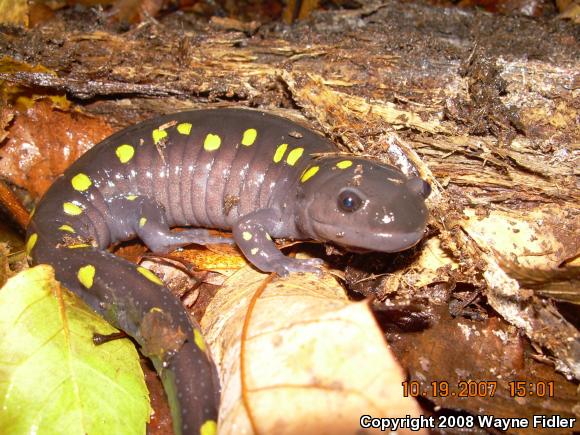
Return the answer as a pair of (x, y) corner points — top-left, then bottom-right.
(26, 108), (431, 435)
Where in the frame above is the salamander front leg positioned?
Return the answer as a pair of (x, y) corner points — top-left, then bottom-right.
(233, 209), (324, 276)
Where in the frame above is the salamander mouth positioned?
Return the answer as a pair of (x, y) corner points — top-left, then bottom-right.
(310, 218), (424, 253)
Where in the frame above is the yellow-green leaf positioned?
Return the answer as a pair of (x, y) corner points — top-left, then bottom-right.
(0, 265), (150, 434)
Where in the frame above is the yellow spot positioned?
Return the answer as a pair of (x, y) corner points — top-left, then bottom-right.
(251, 247), (259, 255)
(29, 207), (35, 219)
(139, 217), (147, 228)
(137, 266), (163, 285)
(204, 134), (221, 151)
(301, 166), (319, 183)
(200, 420), (217, 435)
(152, 129), (168, 144)
(68, 244), (91, 249)
(336, 160), (353, 169)
(116, 144), (135, 164)
(63, 202), (83, 216)
(126, 195), (138, 201)
(266, 233), (272, 241)
(273, 143), (288, 163)
(194, 329), (207, 353)
(26, 233), (38, 256)
(242, 231), (252, 241)
(177, 123), (192, 135)
(286, 147), (304, 166)
(59, 225), (75, 233)
(78, 265), (95, 289)
(71, 173), (92, 192)
(241, 128), (257, 146)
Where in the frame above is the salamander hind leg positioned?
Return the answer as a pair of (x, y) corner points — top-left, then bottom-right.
(233, 209), (324, 276)
(111, 195), (234, 253)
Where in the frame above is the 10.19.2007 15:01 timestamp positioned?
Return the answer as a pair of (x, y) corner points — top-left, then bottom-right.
(402, 380), (555, 398)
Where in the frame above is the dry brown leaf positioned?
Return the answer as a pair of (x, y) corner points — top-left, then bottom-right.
(108, 0), (164, 24)
(202, 266), (424, 435)
(0, 101), (113, 198)
(282, 0), (320, 23)
(409, 237), (459, 288)
(462, 207), (579, 271)
(557, 0), (580, 21)
(0, 180), (29, 229)
(0, 0), (28, 26)
(180, 242), (246, 276)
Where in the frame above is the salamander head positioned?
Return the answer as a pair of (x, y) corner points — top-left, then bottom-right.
(296, 157), (431, 253)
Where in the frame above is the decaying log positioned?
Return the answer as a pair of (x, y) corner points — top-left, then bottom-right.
(0, 0), (578, 383)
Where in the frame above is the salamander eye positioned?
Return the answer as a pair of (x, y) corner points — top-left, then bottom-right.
(338, 190), (363, 213)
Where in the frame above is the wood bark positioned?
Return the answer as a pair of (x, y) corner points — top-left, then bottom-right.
(0, 0), (578, 396)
